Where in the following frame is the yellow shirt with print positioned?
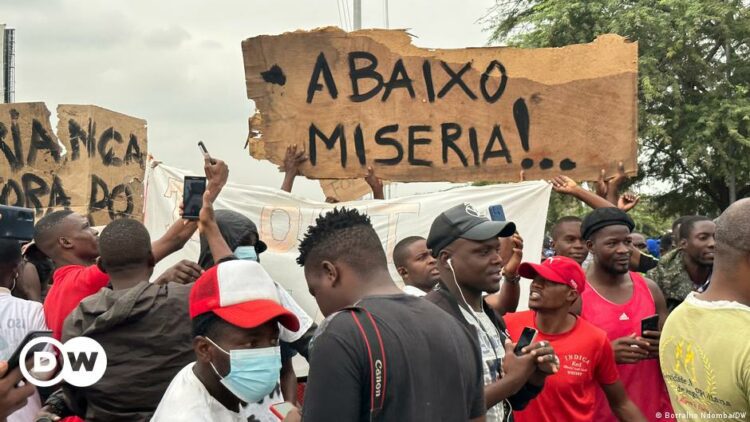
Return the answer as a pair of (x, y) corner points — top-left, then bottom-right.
(660, 292), (750, 421)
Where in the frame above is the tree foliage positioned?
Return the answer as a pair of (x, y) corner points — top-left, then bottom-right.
(483, 0), (750, 215)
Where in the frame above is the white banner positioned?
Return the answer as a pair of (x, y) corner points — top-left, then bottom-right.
(144, 161), (551, 322)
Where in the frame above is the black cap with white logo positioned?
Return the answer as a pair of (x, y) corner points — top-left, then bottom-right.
(427, 203), (516, 258)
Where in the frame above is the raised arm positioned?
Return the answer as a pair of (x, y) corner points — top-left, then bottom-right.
(280, 145), (308, 193)
(152, 159), (229, 262)
(551, 175), (617, 210)
(365, 166), (385, 200)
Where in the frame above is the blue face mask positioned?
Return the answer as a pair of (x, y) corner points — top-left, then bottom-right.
(206, 338), (281, 404)
(234, 246), (258, 262)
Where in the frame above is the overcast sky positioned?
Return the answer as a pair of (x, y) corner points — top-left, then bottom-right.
(5, 0), (498, 199)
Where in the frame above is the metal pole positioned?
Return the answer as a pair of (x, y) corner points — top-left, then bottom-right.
(726, 37), (737, 204)
(353, 0), (362, 30)
(385, 0), (389, 29)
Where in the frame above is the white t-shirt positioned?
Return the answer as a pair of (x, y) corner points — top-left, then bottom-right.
(402, 285), (427, 297)
(152, 362), (248, 422)
(0, 288), (47, 422)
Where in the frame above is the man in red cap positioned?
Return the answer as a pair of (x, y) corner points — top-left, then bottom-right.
(505, 256), (646, 422)
(152, 260), (299, 422)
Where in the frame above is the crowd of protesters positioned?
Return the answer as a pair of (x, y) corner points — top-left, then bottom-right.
(0, 154), (748, 422)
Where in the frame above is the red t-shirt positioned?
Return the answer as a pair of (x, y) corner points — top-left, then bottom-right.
(505, 310), (619, 422)
(43, 265), (110, 340)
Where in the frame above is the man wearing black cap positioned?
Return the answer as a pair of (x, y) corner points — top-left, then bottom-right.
(426, 203), (558, 422)
(574, 207), (672, 421)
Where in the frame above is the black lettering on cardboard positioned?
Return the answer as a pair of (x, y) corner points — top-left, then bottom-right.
(125, 134), (144, 166)
(261, 64), (286, 86)
(559, 159), (577, 171)
(0, 179), (23, 207)
(521, 158), (534, 169)
(348, 51), (384, 102)
(374, 124), (403, 166)
(48, 175), (71, 210)
(353, 125), (367, 166)
(422, 60), (436, 103)
(440, 123), (468, 166)
(309, 123), (347, 167)
(482, 125), (512, 164)
(89, 174), (109, 215)
(382, 59), (415, 101)
(98, 128), (124, 167)
(539, 158), (553, 169)
(27, 119), (61, 166)
(109, 183), (134, 220)
(0, 122), (22, 171)
(21, 173), (49, 212)
(437, 61), (477, 100)
(480, 60), (508, 103)
(468, 128), (480, 166)
(307, 53), (339, 103)
(67, 118), (97, 161)
(408, 125), (433, 167)
(513, 98), (530, 152)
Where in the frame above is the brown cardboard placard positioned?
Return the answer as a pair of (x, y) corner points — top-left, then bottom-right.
(243, 27), (638, 182)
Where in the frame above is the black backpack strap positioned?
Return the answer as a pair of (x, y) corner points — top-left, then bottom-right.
(345, 306), (387, 421)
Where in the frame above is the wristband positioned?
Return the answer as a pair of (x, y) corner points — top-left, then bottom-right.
(502, 272), (521, 284)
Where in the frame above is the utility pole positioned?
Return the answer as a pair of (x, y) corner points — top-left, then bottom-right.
(353, 0), (362, 30)
(726, 36), (737, 205)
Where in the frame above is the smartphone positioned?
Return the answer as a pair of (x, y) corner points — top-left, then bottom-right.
(6, 330), (53, 371)
(641, 314), (659, 334)
(182, 176), (206, 220)
(0, 205), (35, 241)
(514, 327), (538, 356)
(488, 204), (507, 222)
(270, 402), (295, 419)
(198, 141), (216, 164)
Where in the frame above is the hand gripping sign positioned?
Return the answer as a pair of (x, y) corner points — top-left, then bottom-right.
(20, 336), (107, 387)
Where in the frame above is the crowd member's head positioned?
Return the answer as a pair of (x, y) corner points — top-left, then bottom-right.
(198, 210), (268, 269)
(521, 256), (587, 312)
(581, 208), (635, 275)
(671, 215), (690, 244)
(393, 236), (440, 293)
(679, 216), (715, 269)
(630, 233), (648, 253)
(97, 219), (155, 283)
(297, 208), (390, 317)
(0, 239), (22, 290)
(190, 260), (299, 406)
(660, 232), (674, 255)
(426, 203), (516, 297)
(646, 238), (661, 259)
(713, 199), (750, 281)
(550, 216), (586, 264)
(33, 210), (99, 265)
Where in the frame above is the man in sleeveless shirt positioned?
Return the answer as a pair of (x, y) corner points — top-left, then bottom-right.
(572, 207), (672, 421)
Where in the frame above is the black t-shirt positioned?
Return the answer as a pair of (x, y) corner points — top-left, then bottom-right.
(302, 294), (485, 422)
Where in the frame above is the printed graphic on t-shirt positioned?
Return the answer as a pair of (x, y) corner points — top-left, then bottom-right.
(561, 353), (592, 379)
(662, 337), (734, 412)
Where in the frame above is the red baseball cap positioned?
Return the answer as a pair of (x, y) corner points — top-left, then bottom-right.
(190, 260), (300, 331)
(518, 256), (587, 293)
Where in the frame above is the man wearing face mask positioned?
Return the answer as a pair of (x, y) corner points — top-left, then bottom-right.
(196, 209), (315, 417)
(152, 259), (300, 422)
(425, 203), (558, 422)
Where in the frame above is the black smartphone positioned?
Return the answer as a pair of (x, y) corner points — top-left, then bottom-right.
(7, 330), (53, 371)
(198, 141), (216, 164)
(641, 314), (659, 334)
(514, 327), (538, 356)
(0, 205), (35, 241)
(488, 204), (507, 222)
(182, 176), (207, 220)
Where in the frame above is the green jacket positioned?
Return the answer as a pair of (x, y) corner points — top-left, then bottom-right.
(647, 249), (704, 312)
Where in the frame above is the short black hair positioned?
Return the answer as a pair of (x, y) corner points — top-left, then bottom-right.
(551, 216), (582, 240)
(393, 236), (425, 268)
(660, 232), (673, 250)
(33, 210), (75, 255)
(297, 208), (387, 274)
(715, 198), (750, 253)
(679, 215), (712, 241)
(0, 239), (21, 270)
(98, 219), (152, 271)
(192, 311), (227, 338)
(672, 215), (691, 240)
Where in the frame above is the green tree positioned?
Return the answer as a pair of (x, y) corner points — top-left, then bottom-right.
(484, 0), (750, 215)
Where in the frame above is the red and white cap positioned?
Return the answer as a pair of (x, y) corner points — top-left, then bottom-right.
(189, 260), (300, 331)
(518, 256), (587, 294)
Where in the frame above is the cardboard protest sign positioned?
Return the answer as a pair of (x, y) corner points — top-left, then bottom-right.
(319, 178), (391, 202)
(243, 27), (638, 182)
(0, 102), (147, 224)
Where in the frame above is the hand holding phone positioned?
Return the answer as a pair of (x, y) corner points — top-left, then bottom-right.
(182, 176), (206, 220)
(198, 141), (216, 164)
(514, 327), (538, 356)
(7, 331), (53, 372)
(270, 402), (297, 420)
(640, 314), (659, 335)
